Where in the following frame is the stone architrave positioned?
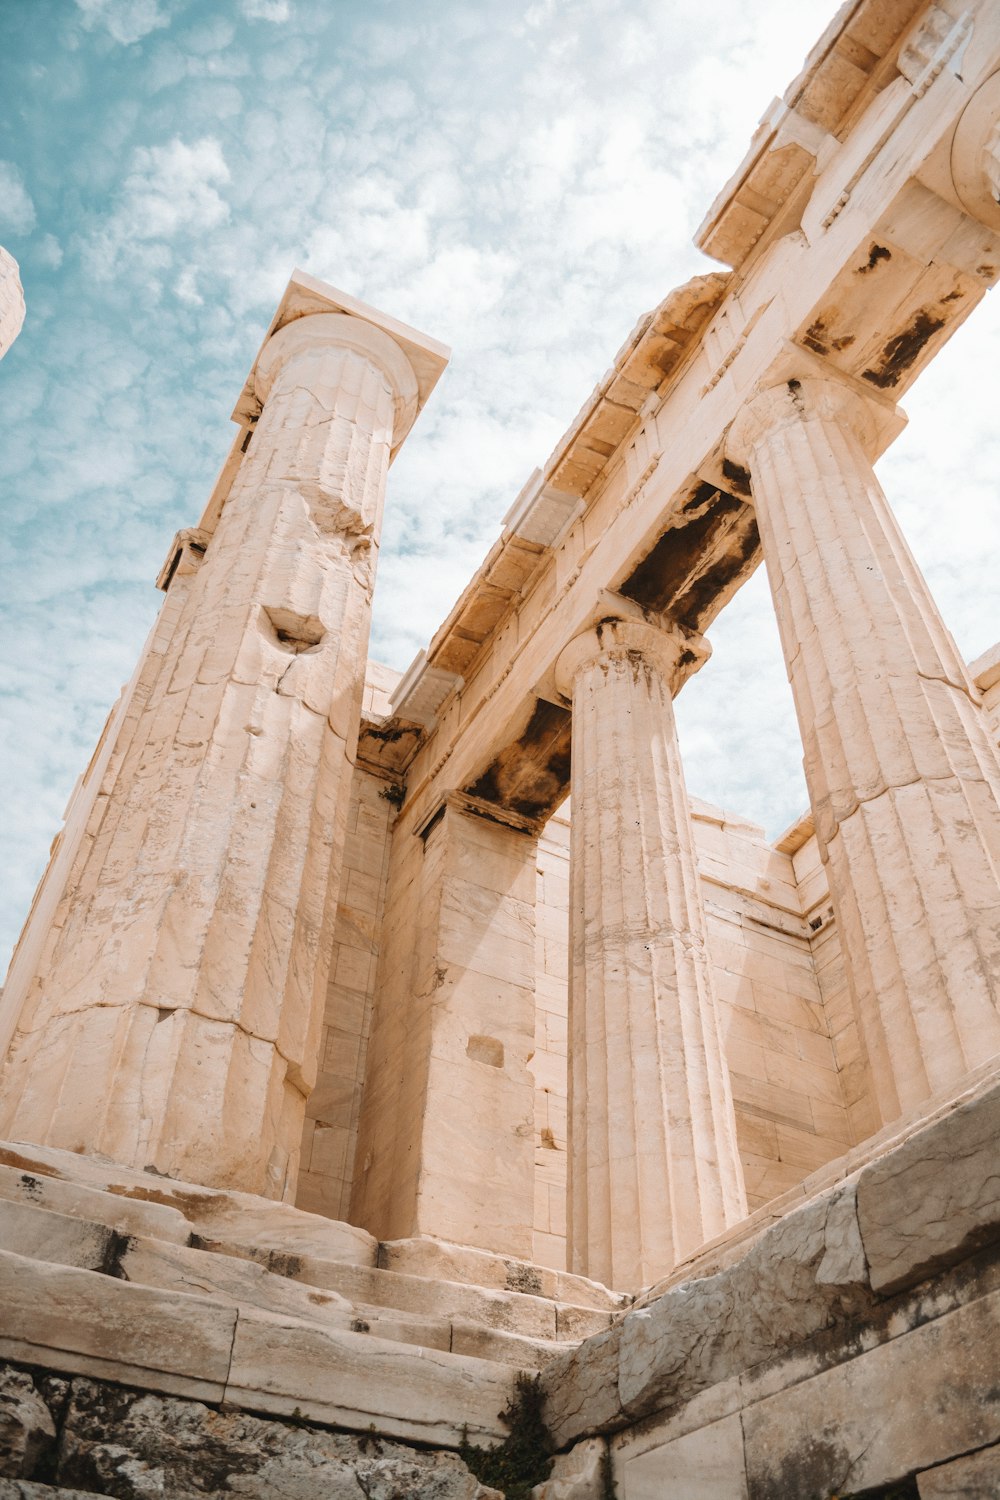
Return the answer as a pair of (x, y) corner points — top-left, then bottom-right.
(728, 376), (1000, 1126)
(0, 310), (424, 1199)
(554, 609), (746, 1292)
(350, 793), (538, 1258)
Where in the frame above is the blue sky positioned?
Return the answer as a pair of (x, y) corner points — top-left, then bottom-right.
(1, 0), (999, 972)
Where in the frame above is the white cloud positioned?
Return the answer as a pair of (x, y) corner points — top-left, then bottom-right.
(242, 0), (292, 20)
(0, 161), (37, 236)
(81, 136), (231, 282)
(74, 0), (169, 45)
(36, 233), (64, 268)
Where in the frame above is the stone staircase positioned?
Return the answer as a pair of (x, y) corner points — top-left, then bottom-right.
(0, 1140), (628, 1448)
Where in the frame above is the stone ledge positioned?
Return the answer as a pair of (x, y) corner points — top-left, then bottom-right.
(543, 1073), (1000, 1449)
(0, 1367), (503, 1499)
(0, 1249), (519, 1446)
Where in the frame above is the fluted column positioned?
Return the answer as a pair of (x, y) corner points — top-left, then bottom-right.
(0, 311), (422, 1198)
(555, 611), (746, 1292)
(729, 376), (1000, 1125)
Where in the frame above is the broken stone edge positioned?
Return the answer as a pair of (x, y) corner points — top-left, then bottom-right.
(542, 1072), (1000, 1448)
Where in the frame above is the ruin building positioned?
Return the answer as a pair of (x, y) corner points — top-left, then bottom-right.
(1, 1), (1000, 1495)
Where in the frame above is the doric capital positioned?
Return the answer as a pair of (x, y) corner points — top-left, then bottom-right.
(554, 604), (710, 702)
(726, 375), (881, 467)
(951, 72), (1000, 232)
(254, 312), (420, 442)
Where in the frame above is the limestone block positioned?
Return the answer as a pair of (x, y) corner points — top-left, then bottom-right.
(449, 1319), (558, 1369)
(0, 1199), (114, 1274)
(0, 1140), (377, 1266)
(0, 1368), (55, 1478)
(742, 1287), (1000, 1500)
(180, 1189), (377, 1264)
(856, 1082), (1000, 1293)
(0, 1160), (190, 1245)
(378, 1236), (625, 1312)
(0, 1250), (236, 1402)
(115, 1236), (355, 1327)
(917, 1444), (1000, 1498)
(225, 1308), (521, 1446)
(618, 1180), (867, 1422)
(541, 1330), (624, 1448)
(530, 1438), (606, 1498)
(620, 1414), (747, 1500)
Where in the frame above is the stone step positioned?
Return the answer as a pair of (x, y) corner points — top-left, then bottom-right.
(0, 1141), (619, 1346)
(0, 1196), (572, 1369)
(199, 1233), (615, 1342)
(0, 1247), (517, 1446)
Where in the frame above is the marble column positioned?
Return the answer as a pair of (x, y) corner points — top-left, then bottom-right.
(0, 311), (422, 1199)
(554, 612), (746, 1292)
(728, 376), (1000, 1125)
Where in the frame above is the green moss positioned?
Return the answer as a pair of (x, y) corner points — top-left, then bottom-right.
(458, 1372), (553, 1500)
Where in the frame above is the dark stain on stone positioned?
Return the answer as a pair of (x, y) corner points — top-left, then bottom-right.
(721, 458), (752, 496)
(19, 1173), (43, 1201)
(858, 243), (892, 273)
(803, 319), (829, 355)
(681, 479), (721, 513)
(862, 310), (947, 388)
(804, 318), (857, 355)
(100, 1230), (136, 1280)
(505, 1261), (543, 1295)
(620, 491), (753, 628)
(465, 699), (572, 823)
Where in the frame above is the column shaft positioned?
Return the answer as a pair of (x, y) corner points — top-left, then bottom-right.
(558, 617), (746, 1291)
(0, 313), (418, 1198)
(732, 378), (1000, 1124)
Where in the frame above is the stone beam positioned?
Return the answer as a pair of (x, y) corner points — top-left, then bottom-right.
(389, 0), (1000, 839)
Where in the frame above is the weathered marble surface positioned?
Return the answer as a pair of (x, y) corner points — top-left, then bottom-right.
(555, 610), (745, 1292)
(544, 1076), (1000, 1451)
(0, 1368), (502, 1499)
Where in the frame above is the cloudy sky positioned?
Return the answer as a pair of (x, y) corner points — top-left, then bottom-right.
(1, 0), (999, 972)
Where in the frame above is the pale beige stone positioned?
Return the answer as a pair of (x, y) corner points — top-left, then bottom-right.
(554, 606), (745, 1291)
(225, 1308), (519, 1446)
(917, 1444), (1000, 1498)
(530, 1438), (607, 1499)
(0, 287), (444, 1204)
(0, 1248), (237, 1402)
(620, 1414), (747, 1500)
(741, 1287), (1000, 1500)
(728, 375), (1000, 1129)
(856, 1081), (1000, 1293)
(351, 797), (539, 1256)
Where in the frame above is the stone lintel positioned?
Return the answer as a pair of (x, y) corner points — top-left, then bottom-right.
(414, 788), (543, 842)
